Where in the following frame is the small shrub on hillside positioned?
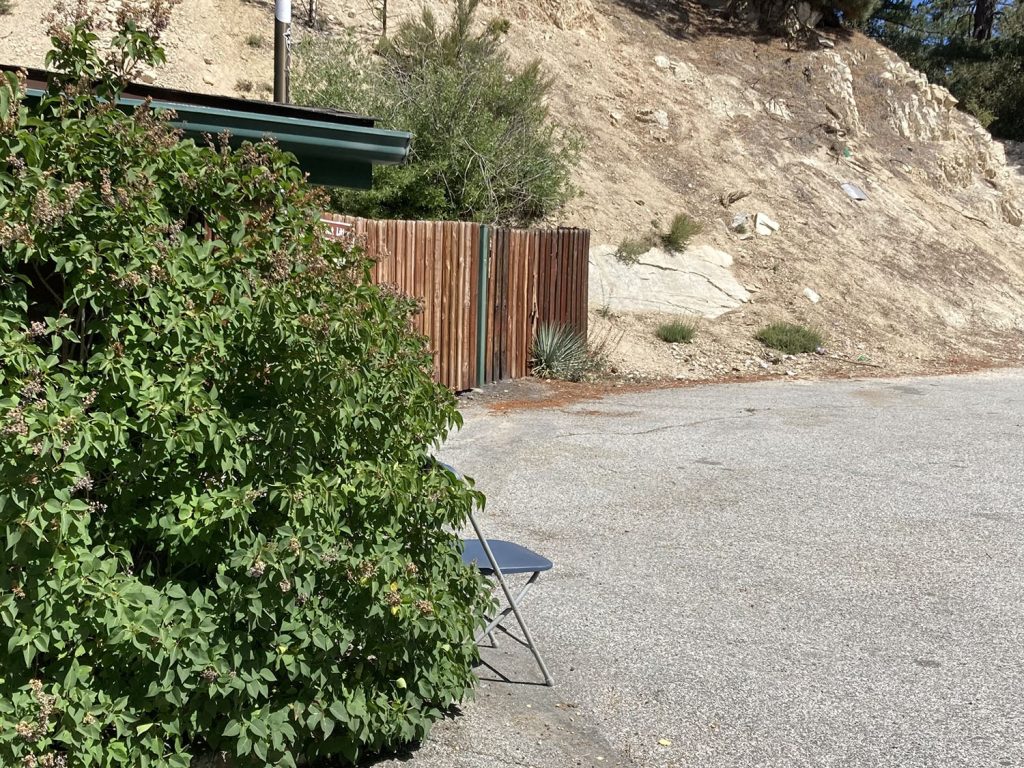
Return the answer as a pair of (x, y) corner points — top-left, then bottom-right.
(531, 324), (589, 380)
(0, 11), (490, 768)
(292, 0), (579, 226)
(656, 319), (698, 343)
(235, 77), (253, 93)
(616, 213), (701, 264)
(245, 33), (265, 47)
(659, 213), (703, 252)
(615, 237), (652, 265)
(755, 322), (824, 354)
(486, 16), (511, 35)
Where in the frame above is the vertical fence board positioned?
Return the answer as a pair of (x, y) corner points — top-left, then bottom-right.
(452, 223), (463, 390)
(561, 229), (571, 328)
(460, 223), (470, 391)
(453, 224), (464, 391)
(468, 224), (479, 390)
(546, 228), (557, 328)
(513, 231), (524, 378)
(444, 223), (453, 390)
(508, 230), (518, 379)
(524, 230), (531, 355)
(581, 229), (590, 336)
(434, 222), (446, 385)
(420, 222), (432, 344)
(536, 231), (544, 342)
(379, 220), (389, 285)
(561, 229), (570, 329)
(496, 229), (508, 381)
(565, 229), (575, 329)
(507, 228), (515, 380)
(485, 228), (495, 385)
(461, 222), (472, 391)
(577, 228), (585, 331)
(573, 229), (581, 331)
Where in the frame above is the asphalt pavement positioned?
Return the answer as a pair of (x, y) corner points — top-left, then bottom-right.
(378, 370), (1024, 768)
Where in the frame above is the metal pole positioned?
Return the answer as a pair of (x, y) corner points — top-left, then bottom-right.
(274, 0), (291, 103)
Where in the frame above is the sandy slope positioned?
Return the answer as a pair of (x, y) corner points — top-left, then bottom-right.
(2, 0), (1023, 381)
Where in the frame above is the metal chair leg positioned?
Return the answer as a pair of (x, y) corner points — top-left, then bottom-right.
(469, 513), (554, 687)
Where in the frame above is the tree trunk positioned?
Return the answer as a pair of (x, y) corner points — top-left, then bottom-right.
(973, 0), (995, 40)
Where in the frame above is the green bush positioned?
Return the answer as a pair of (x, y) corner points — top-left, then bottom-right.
(755, 322), (824, 354)
(614, 237), (651, 265)
(656, 320), (698, 343)
(531, 324), (589, 380)
(659, 213), (702, 253)
(0, 13), (490, 768)
(292, 0), (579, 226)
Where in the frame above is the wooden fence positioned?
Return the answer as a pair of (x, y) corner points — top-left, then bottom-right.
(321, 215), (590, 391)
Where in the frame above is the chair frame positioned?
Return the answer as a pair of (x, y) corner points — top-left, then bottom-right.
(466, 511), (555, 687)
(437, 460), (554, 687)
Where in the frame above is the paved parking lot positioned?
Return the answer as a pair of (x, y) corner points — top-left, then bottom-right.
(380, 370), (1024, 768)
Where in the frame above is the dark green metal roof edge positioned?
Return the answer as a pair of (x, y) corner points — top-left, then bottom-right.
(119, 95), (411, 167)
(8, 66), (411, 189)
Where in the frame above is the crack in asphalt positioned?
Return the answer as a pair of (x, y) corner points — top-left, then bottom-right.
(554, 411), (758, 439)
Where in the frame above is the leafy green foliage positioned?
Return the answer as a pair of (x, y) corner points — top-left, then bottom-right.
(747, 0), (879, 31)
(658, 213), (703, 253)
(755, 322), (824, 353)
(292, 0), (579, 226)
(0, 12), (490, 768)
(826, 0), (880, 22)
(656, 320), (698, 343)
(867, 0), (1024, 140)
(531, 324), (589, 380)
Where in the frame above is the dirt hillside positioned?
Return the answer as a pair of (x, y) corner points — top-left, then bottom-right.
(3, 0), (1023, 382)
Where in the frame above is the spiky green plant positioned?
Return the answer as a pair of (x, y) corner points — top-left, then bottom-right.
(531, 324), (589, 380)
(659, 213), (702, 253)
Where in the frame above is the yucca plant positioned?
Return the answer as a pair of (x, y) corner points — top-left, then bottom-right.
(531, 324), (588, 381)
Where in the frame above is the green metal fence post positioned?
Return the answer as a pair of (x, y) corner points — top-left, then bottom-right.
(475, 224), (490, 387)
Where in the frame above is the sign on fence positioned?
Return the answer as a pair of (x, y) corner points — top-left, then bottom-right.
(319, 217), (353, 241)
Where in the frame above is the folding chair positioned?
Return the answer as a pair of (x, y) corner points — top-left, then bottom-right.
(436, 461), (555, 687)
